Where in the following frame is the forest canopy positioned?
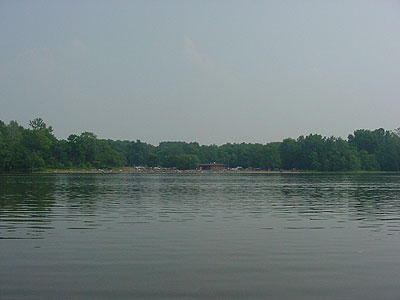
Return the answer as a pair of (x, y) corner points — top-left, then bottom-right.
(1, 118), (400, 172)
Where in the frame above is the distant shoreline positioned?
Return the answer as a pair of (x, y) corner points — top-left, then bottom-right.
(43, 168), (292, 174)
(36, 168), (397, 175)
(2, 119), (399, 173)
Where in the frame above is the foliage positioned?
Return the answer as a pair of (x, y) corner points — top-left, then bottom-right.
(0, 119), (399, 172)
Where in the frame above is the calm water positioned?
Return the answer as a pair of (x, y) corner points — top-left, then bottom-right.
(1, 173), (400, 300)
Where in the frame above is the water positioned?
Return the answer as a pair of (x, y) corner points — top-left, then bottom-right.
(1, 173), (400, 299)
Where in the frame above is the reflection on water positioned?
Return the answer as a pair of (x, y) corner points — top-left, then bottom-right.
(0, 175), (57, 239)
(1, 173), (400, 299)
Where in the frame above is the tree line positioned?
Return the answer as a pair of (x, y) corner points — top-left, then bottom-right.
(1, 118), (400, 172)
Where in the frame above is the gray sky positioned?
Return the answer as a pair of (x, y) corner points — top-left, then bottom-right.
(1, 1), (399, 145)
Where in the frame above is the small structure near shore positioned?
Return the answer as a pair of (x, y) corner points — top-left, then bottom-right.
(199, 163), (225, 171)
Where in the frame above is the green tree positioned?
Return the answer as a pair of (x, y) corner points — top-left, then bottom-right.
(279, 138), (300, 170)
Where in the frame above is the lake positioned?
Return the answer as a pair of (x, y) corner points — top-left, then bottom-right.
(1, 173), (400, 299)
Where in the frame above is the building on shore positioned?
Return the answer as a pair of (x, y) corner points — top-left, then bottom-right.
(199, 163), (225, 171)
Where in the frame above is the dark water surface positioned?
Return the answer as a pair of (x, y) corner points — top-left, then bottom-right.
(1, 173), (400, 299)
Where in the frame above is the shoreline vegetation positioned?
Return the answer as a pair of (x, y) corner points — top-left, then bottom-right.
(41, 168), (398, 175)
(1, 118), (400, 173)
(45, 167), (294, 174)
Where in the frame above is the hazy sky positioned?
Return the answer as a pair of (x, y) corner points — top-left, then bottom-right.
(1, 1), (399, 145)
